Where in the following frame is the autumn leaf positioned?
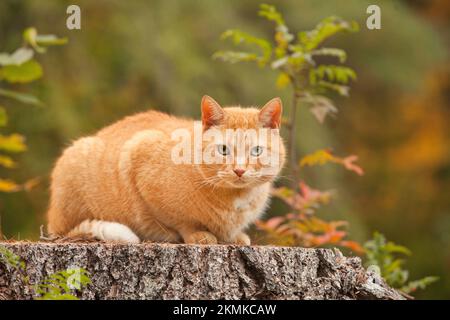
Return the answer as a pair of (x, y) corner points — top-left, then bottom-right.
(23, 177), (41, 191)
(0, 179), (21, 192)
(300, 149), (364, 175)
(339, 240), (365, 254)
(300, 149), (334, 166)
(335, 155), (364, 176)
(0, 134), (27, 153)
(0, 155), (17, 168)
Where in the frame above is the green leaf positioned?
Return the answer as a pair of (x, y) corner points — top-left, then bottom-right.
(0, 106), (8, 127)
(212, 51), (259, 64)
(258, 4), (285, 26)
(35, 34), (68, 46)
(317, 81), (350, 96)
(217, 29), (272, 66)
(23, 27), (68, 53)
(258, 4), (294, 58)
(310, 65), (357, 85)
(0, 48), (34, 66)
(0, 88), (43, 106)
(401, 276), (439, 294)
(0, 134), (27, 153)
(298, 16), (359, 51)
(35, 268), (91, 300)
(0, 245), (26, 270)
(0, 59), (43, 83)
(311, 48), (347, 63)
(385, 242), (412, 256)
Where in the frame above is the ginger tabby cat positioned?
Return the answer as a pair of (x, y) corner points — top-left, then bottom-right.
(47, 96), (285, 245)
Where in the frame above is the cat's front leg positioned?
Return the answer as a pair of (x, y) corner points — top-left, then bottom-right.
(220, 231), (251, 245)
(182, 230), (218, 245)
(230, 232), (251, 245)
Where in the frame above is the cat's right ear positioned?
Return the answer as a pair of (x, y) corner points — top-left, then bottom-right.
(201, 95), (224, 130)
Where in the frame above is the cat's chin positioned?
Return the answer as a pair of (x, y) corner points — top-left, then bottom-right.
(223, 179), (259, 189)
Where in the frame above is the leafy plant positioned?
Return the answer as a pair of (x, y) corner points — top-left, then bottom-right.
(0, 245), (91, 300)
(0, 245), (26, 271)
(35, 268), (91, 300)
(0, 27), (66, 238)
(214, 4), (360, 183)
(214, 4), (437, 295)
(0, 27), (67, 193)
(214, 4), (362, 252)
(364, 232), (438, 295)
(256, 181), (364, 253)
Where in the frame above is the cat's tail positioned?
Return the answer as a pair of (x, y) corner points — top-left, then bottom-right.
(67, 220), (140, 243)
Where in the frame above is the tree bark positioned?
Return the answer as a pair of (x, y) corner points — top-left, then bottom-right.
(0, 242), (404, 300)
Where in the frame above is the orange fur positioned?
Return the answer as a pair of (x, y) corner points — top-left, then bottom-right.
(47, 96), (285, 245)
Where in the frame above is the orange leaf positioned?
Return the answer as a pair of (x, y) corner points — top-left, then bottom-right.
(339, 240), (365, 254)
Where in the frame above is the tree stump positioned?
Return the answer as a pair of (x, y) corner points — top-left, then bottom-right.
(0, 242), (404, 300)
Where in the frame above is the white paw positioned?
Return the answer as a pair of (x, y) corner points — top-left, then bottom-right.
(98, 222), (140, 243)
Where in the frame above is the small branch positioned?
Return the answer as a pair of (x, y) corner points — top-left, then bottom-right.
(288, 93), (299, 190)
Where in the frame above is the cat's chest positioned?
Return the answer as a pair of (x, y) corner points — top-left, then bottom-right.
(223, 183), (271, 226)
(232, 184), (270, 214)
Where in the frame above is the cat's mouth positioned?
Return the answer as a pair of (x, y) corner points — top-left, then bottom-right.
(226, 177), (253, 188)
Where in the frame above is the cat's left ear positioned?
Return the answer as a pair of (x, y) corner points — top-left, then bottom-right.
(201, 95), (225, 130)
(259, 97), (282, 129)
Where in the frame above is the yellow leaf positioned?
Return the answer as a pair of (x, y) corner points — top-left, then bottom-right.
(276, 72), (290, 89)
(0, 134), (27, 153)
(0, 179), (21, 192)
(0, 155), (17, 168)
(300, 149), (335, 167)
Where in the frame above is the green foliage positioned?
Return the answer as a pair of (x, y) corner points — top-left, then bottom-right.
(35, 268), (91, 300)
(23, 27), (68, 54)
(364, 232), (438, 294)
(0, 27), (66, 194)
(0, 88), (42, 106)
(297, 16), (358, 51)
(0, 245), (91, 300)
(215, 4), (363, 250)
(213, 29), (272, 67)
(0, 60), (43, 83)
(0, 246), (26, 271)
(214, 3), (358, 123)
(214, 3), (438, 296)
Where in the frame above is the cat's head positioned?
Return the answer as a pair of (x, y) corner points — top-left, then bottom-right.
(197, 95), (285, 189)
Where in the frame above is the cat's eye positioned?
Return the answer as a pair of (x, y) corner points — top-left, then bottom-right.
(250, 146), (263, 157)
(217, 144), (230, 156)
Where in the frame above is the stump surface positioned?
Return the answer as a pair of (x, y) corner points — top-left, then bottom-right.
(0, 242), (404, 300)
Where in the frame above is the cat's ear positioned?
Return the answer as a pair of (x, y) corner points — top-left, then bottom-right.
(259, 97), (282, 129)
(201, 95), (225, 130)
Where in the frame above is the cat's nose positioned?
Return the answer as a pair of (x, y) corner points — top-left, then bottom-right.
(233, 169), (246, 177)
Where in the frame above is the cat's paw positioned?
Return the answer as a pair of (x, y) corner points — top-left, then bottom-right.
(184, 231), (218, 245)
(97, 221), (141, 243)
(233, 232), (251, 246)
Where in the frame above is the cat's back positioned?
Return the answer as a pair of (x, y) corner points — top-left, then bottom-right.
(97, 109), (192, 142)
(52, 109), (192, 191)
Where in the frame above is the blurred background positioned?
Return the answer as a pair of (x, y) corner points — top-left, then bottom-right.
(0, 0), (448, 298)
